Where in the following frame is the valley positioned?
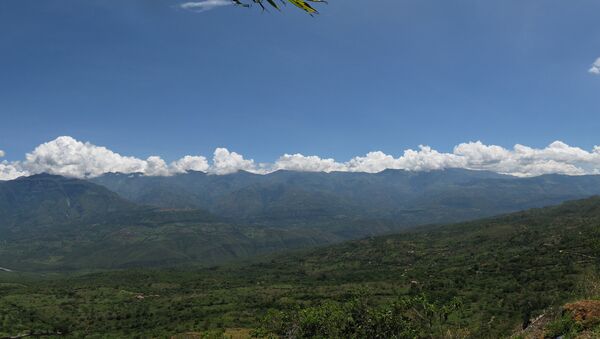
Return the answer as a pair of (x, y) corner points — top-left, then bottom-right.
(4, 170), (600, 272)
(2, 171), (600, 337)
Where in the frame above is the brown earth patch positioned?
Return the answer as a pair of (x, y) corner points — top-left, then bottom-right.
(564, 300), (600, 328)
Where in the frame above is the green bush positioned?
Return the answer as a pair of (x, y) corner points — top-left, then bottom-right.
(544, 315), (583, 338)
(255, 294), (463, 338)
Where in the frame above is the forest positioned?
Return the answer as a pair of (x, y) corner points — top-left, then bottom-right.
(2, 197), (600, 338)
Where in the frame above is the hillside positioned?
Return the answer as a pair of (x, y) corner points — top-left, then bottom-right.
(91, 169), (600, 225)
(0, 174), (406, 271)
(0, 173), (138, 230)
(2, 197), (600, 337)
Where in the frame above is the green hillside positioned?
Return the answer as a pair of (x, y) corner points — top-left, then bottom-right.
(2, 197), (600, 338)
(0, 174), (407, 271)
(0, 173), (137, 230)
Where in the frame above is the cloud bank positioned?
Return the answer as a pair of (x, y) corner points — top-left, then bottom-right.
(2, 136), (600, 181)
(180, 0), (233, 12)
(590, 57), (600, 75)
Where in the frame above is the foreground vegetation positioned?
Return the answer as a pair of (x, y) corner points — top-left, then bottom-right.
(2, 197), (600, 338)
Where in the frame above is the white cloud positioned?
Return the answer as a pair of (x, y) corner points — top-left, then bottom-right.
(145, 156), (171, 177)
(396, 146), (464, 172)
(170, 155), (210, 174)
(24, 136), (148, 178)
(0, 150), (28, 181)
(589, 57), (600, 75)
(268, 142), (600, 177)
(274, 154), (346, 173)
(345, 151), (397, 173)
(451, 141), (596, 176)
(0, 161), (28, 181)
(0, 136), (214, 179)
(210, 148), (256, 175)
(4, 136), (600, 180)
(180, 0), (233, 12)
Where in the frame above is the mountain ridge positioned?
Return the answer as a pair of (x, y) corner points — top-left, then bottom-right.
(0, 174), (406, 271)
(91, 168), (600, 225)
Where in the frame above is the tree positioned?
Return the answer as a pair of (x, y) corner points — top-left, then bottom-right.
(253, 294), (465, 338)
(233, 0), (327, 15)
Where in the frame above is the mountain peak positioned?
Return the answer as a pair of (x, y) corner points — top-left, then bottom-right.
(16, 172), (65, 180)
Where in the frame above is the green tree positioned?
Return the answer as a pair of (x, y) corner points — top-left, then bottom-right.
(234, 0), (326, 14)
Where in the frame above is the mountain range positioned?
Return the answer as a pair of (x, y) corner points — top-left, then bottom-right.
(0, 174), (398, 271)
(4, 169), (600, 271)
(91, 169), (600, 225)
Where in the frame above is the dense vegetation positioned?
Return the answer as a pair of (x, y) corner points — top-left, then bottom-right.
(2, 197), (600, 338)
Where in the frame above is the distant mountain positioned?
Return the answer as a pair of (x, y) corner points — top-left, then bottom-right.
(7, 170), (600, 272)
(0, 174), (405, 271)
(0, 173), (137, 230)
(91, 169), (600, 225)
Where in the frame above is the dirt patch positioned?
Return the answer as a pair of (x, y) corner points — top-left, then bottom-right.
(510, 311), (557, 339)
(564, 300), (600, 328)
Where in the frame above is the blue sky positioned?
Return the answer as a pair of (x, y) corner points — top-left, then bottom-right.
(1, 0), (599, 164)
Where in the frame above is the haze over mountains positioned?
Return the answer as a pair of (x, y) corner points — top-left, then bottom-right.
(3, 169), (600, 272)
(91, 168), (600, 224)
(0, 174), (396, 270)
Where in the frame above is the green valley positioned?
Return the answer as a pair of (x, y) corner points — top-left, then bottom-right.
(2, 195), (600, 338)
(0, 174), (407, 271)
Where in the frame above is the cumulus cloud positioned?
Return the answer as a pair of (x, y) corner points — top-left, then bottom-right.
(24, 137), (147, 178)
(0, 136), (214, 180)
(180, 0), (233, 12)
(4, 136), (600, 180)
(0, 149), (28, 181)
(269, 142), (600, 177)
(170, 155), (210, 174)
(590, 57), (600, 75)
(274, 154), (346, 173)
(0, 161), (27, 181)
(210, 148), (256, 175)
(456, 141), (591, 177)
